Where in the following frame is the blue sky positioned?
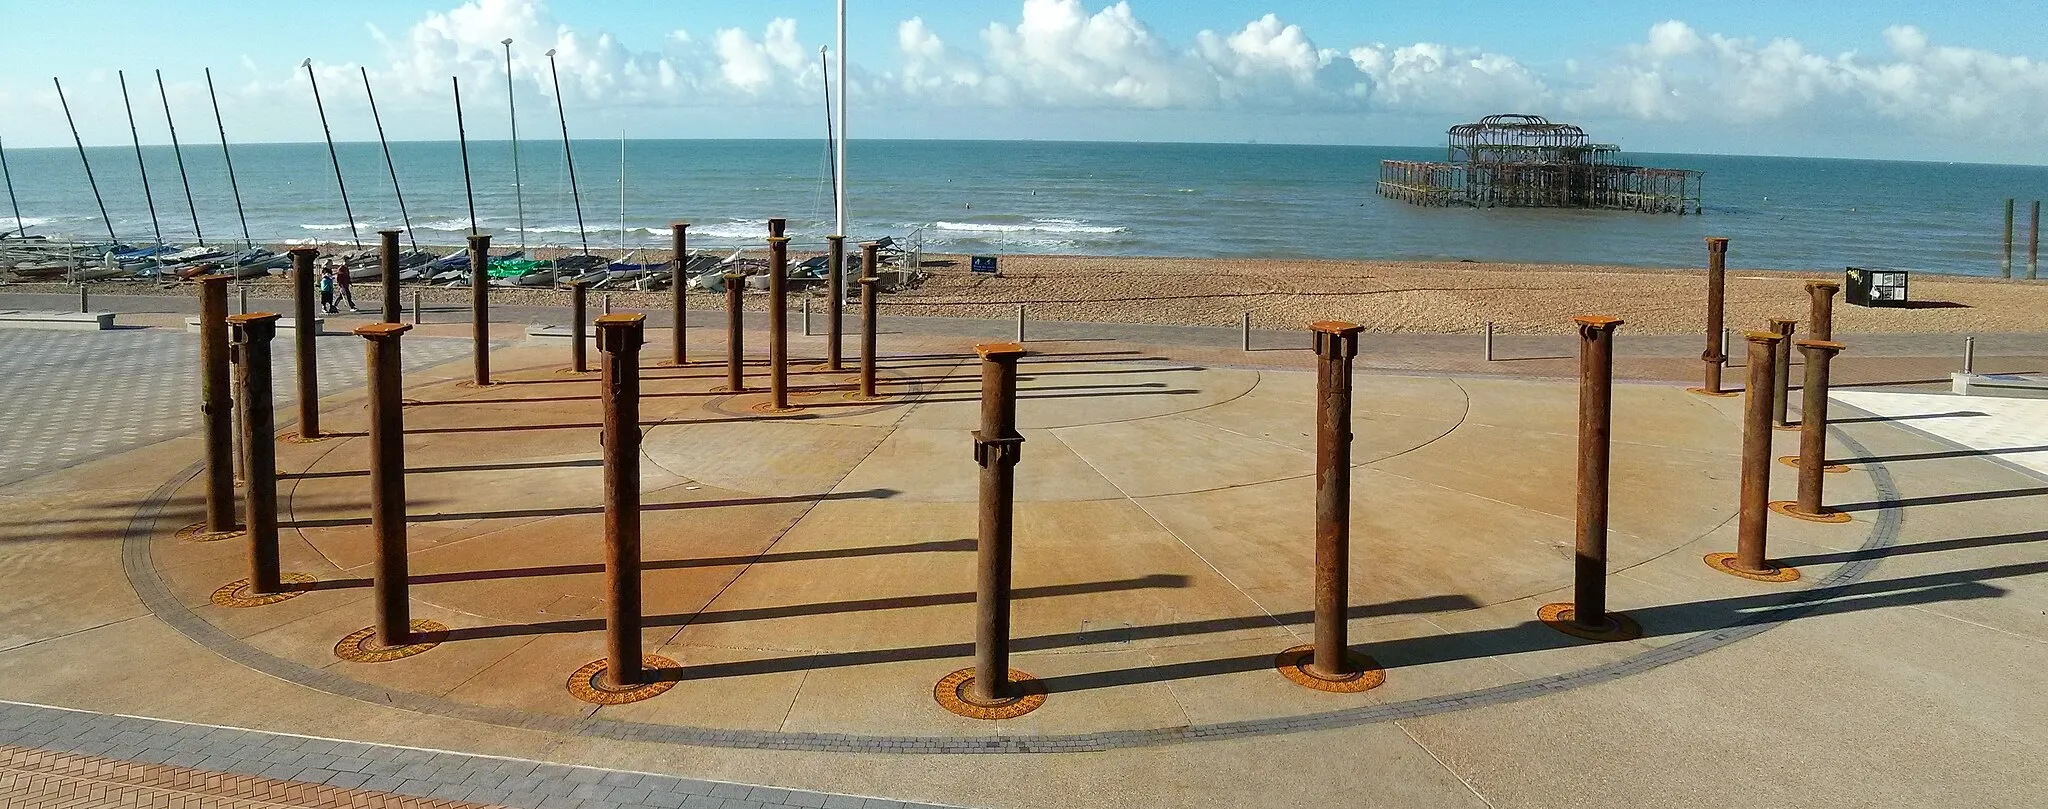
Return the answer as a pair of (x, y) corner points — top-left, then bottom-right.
(2, 0), (2044, 162)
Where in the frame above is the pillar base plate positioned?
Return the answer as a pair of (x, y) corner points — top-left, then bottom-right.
(277, 430), (333, 444)
(1774, 424), (1802, 432)
(210, 573), (316, 608)
(748, 401), (805, 415)
(1703, 552), (1802, 583)
(934, 668), (1047, 720)
(454, 380), (497, 389)
(334, 620), (449, 663)
(1685, 387), (1741, 398)
(1778, 456), (1849, 474)
(1768, 501), (1854, 523)
(1274, 645), (1385, 693)
(842, 391), (889, 402)
(1537, 604), (1644, 642)
(556, 367), (597, 376)
(175, 522), (243, 543)
(567, 656), (679, 705)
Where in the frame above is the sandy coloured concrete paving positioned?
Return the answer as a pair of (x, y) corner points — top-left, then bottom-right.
(1, 321), (2045, 808)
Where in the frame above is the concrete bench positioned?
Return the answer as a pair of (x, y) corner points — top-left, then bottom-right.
(1952, 372), (2048, 399)
(0, 310), (118, 330)
(184, 316), (324, 336)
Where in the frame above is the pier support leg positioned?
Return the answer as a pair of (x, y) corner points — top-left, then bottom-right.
(1691, 238), (1734, 397)
(1707, 330), (1801, 583)
(1773, 339), (1852, 524)
(767, 236), (793, 411)
(288, 248), (321, 440)
(935, 343), (1043, 719)
(379, 229), (401, 324)
(232, 314), (282, 596)
(724, 273), (746, 392)
(1540, 315), (1641, 641)
(468, 234), (491, 386)
(197, 276), (238, 537)
(826, 234), (845, 371)
(567, 279), (590, 374)
(858, 246), (880, 400)
(1806, 280), (1839, 343)
(333, 321), (445, 661)
(671, 222), (689, 365)
(1769, 318), (1797, 430)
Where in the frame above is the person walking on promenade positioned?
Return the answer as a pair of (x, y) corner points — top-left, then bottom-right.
(335, 260), (358, 312)
(319, 266), (338, 314)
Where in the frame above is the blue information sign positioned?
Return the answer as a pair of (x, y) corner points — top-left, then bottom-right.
(971, 255), (999, 274)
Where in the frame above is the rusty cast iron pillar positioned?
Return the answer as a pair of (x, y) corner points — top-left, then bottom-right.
(358, 322), (414, 647)
(1709, 330), (1803, 582)
(1805, 280), (1839, 343)
(1307, 321), (1365, 679)
(859, 270), (879, 398)
(826, 235), (846, 371)
(724, 272), (746, 392)
(670, 222), (689, 365)
(598, 313), (647, 688)
(567, 278), (590, 373)
(288, 247), (321, 439)
(1696, 237), (1730, 395)
(229, 312), (283, 595)
(198, 275), (237, 534)
(1768, 317), (1797, 429)
(768, 217), (786, 239)
(468, 233), (492, 385)
(378, 230), (401, 323)
(1539, 315), (1642, 639)
(767, 236), (792, 410)
(970, 342), (1027, 703)
(1777, 339), (1851, 523)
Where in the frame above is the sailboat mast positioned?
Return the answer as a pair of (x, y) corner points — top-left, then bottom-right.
(203, 69), (254, 248)
(52, 78), (119, 244)
(361, 67), (419, 252)
(302, 59), (362, 249)
(619, 131), (626, 251)
(821, 48), (838, 205)
(117, 71), (165, 246)
(453, 77), (478, 236)
(0, 138), (25, 238)
(155, 71), (205, 246)
(544, 49), (590, 255)
(503, 39), (525, 252)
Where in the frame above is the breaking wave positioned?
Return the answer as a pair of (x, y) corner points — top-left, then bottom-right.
(934, 219), (1127, 235)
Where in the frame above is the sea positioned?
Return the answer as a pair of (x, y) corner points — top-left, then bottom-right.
(3, 139), (2046, 276)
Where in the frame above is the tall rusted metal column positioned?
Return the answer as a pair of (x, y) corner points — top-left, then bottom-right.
(1694, 237), (1732, 396)
(197, 275), (237, 535)
(1806, 280), (1839, 342)
(724, 272), (746, 392)
(378, 229), (402, 323)
(1308, 321), (1363, 680)
(359, 322), (414, 647)
(858, 257), (879, 399)
(1773, 339), (1851, 524)
(767, 235), (792, 410)
(288, 248), (321, 439)
(826, 235), (845, 371)
(468, 233), (492, 386)
(1768, 317), (1797, 429)
(229, 312), (283, 595)
(670, 221), (689, 365)
(567, 278), (590, 373)
(768, 217), (786, 239)
(1540, 315), (1641, 640)
(955, 341), (1036, 715)
(1707, 330), (1800, 583)
(599, 313), (647, 688)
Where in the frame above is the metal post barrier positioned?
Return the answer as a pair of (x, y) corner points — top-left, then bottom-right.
(468, 233), (491, 386)
(2030, 200), (2041, 281)
(1707, 330), (1801, 583)
(767, 235), (792, 411)
(1964, 336), (1977, 375)
(1694, 237), (1732, 396)
(1806, 280), (1839, 343)
(724, 272), (746, 392)
(935, 342), (1044, 719)
(1015, 304), (1025, 343)
(803, 295), (812, 336)
(197, 275), (237, 536)
(567, 279), (589, 373)
(671, 221), (690, 365)
(288, 248), (321, 439)
(78, 285), (88, 314)
(1774, 339), (1851, 524)
(602, 293), (611, 316)
(378, 229), (401, 323)
(826, 234), (845, 370)
(229, 313), (282, 595)
(411, 290), (421, 325)
(1540, 315), (1640, 640)
(239, 285), (248, 315)
(1769, 318), (1797, 429)
(1242, 312), (1252, 352)
(1483, 321), (1495, 362)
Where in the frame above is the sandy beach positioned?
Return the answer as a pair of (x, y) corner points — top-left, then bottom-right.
(11, 246), (2046, 336)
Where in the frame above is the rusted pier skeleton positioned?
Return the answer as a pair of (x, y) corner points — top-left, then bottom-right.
(1707, 331), (1802, 583)
(197, 275), (237, 536)
(1274, 321), (1385, 692)
(670, 222), (689, 365)
(1773, 339), (1852, 524)
(1692, 238), (1735, 397)
(1539, 315), (1641, 641)
(934, 343), (1044, 719)
(468, 234), (492, 386)
(568, 313), (676, 704)
(288, 248), (321, 439)
(378, 230), (401, 323)
(230, 313), (283, 596)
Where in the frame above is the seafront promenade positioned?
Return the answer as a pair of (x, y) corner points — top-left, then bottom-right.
(1, 297), (2045, 808)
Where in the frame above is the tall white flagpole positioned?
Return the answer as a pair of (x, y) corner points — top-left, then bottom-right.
(835, 0), (848, 242)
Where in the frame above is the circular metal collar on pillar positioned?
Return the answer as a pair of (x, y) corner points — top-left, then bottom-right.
(210, 573), (316, 608)
(1768, 501), (1855, 524)
(1703, 552), (1802, 583)
(1537, 603), (1644, 642)
(1778, 456), (1850, 473)
(334, 620), (449, 663)
(175, 522), (243, 543)
(1273, 646), (1384, 693)
(567, 656), (679, 705)
(934, 668), (1046, 720)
